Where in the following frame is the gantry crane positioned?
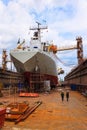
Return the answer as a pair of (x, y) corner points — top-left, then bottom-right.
(57, 37), (83, 65)
(57, 37), (83, 64)
(49, 37), (83, 65)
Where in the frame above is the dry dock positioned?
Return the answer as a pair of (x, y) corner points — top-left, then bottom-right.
(0, 88), (87, 130)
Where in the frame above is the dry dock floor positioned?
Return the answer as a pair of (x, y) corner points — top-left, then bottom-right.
(0, 88), (87, 130)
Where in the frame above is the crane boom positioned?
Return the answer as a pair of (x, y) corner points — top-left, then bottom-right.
(57, 37), (83, 65)
(49, 37), (83, 65)
(57, 45), (77, 51)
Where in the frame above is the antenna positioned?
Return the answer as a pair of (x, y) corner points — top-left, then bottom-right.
(29, 22), (48, 42)
(36, 21), (41, 30)
(30, 22), (48, 31)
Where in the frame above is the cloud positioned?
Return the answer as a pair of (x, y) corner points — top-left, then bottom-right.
(0, 0), (87, 79)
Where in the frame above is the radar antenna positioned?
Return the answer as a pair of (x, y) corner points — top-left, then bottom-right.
(30, 22), (48, 42)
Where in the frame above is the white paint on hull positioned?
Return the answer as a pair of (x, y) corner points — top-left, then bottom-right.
(10, 50), (58, 76)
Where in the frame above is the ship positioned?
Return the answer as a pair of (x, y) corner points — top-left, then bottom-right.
(10, 22), (58, 92)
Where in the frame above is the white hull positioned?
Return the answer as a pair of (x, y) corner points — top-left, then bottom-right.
(10, 50), (58, 77)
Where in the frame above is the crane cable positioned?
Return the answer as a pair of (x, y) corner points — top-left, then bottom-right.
(54, 54), (76, 67)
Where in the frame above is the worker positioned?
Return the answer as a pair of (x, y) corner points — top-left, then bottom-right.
(0, 82), (3, 97)
(66, 91), (69, 101)
(61, 91), (64, 101)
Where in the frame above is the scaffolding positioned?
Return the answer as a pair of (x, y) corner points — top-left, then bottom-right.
(29, 73), (45, 92)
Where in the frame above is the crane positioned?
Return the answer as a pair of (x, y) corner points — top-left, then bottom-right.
(2, 49), (11, 71)
(49, 37), (83, 65)
(17, 39), (25, 49)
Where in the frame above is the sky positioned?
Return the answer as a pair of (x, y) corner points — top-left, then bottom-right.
(0, 0), (87, 80)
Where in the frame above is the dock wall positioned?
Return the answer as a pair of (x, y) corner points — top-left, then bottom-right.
(0, 68), (24, 87)
(64, 59), (87, 94)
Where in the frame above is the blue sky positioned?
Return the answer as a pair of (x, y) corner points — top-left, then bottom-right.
(0, 0), (87, 79)
(2, 0), (9, 5)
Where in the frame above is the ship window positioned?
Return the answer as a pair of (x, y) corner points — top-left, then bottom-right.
(33, 46), (38, 48)
(33, 38), (38, 40)
(34, 32), (38, 37)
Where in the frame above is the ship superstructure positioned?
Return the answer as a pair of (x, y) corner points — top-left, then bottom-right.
(10, 22), (58, 92)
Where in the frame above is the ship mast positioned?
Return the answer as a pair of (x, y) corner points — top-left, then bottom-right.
(30, 22), (48, 42)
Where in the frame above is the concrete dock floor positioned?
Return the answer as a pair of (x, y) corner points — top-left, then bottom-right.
(0, 88), (87, 130)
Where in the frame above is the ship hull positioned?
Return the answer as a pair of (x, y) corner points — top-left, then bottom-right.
(10, 50), (57, 75)
(10, 50), (58, 90)
(24, 71), (58, 92)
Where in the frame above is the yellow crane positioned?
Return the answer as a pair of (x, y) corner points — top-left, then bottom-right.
(17, 39), (25, 49)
